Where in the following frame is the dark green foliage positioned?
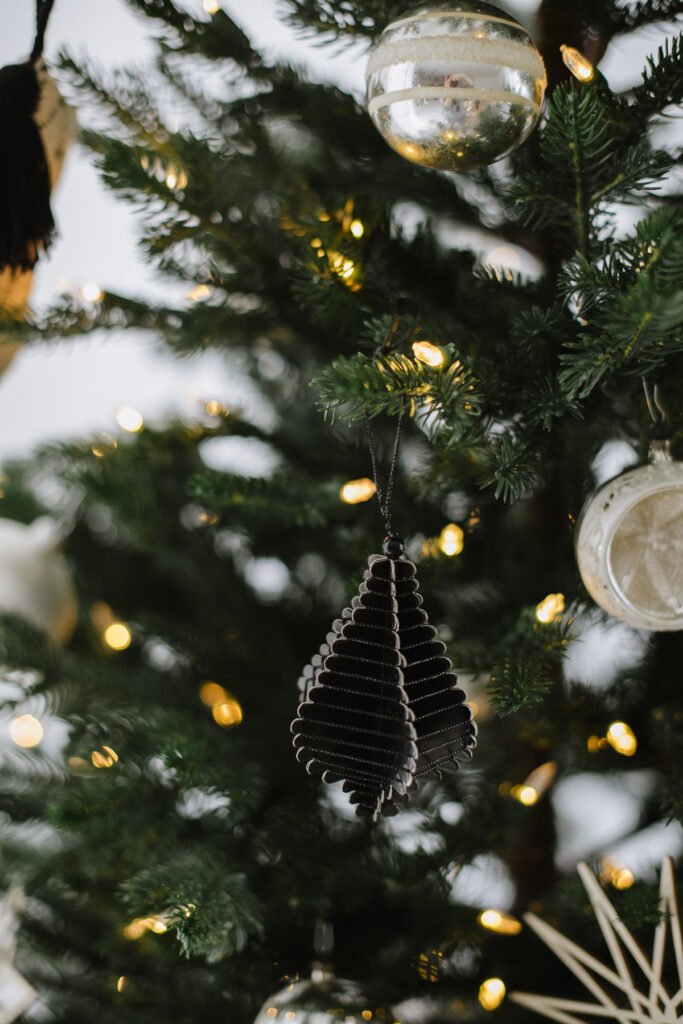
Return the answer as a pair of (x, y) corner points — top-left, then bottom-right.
(2, 1), (683, 1022)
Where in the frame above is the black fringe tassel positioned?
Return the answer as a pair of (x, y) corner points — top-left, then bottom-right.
(0, 62), (54, 273)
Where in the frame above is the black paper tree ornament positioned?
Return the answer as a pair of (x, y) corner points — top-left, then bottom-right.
(292, 536), (477, 819)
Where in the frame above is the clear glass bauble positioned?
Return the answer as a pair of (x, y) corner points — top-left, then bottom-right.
(253, 968), (396, 1024)
(575, 442), (683, 631)
(366, 1), (547, 171)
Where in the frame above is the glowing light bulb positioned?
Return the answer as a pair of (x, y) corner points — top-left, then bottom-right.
(328, 251), (356, 281)
(536, 593), (565, 624)
(524, 761), (558, 799)
(601, 859), (635, 890)
(203, 0), (221, 11)
(421, 538), (439, 558)
(511, 784), (538, 806)
(350, 219), (365, 239)
(104, 622), (132, 651)
(412, 340), (446, 368)
(199, 681), (228, 707)
(115, 407), (144, 433)
(560, 44), (595, 82)
(123, 920), (143, 940)
(478, 910), (523, 936)
(212, 695), (243, 727)
(10, 714), (43, 748)
(362, 1014), (373, 1021)
(187, 283), (211, 302)
(81, 282), (104, 303)
(438, 523), (464, 557)
(116, 976), (127, 993)
(479, 978), (506, 1011)
(613, 868), (635, 890)
(340, 478), (377, 505)
(606, 721), (637, 757)
(266, 1011), (278, 1019)
(91, 745), (119, 769)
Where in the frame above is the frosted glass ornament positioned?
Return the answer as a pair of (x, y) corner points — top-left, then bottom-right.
(0, 518), (78, 643)
(366, 1), (547, 172)
(576, 441), (683, 631)
(253, 967), (394, 1024)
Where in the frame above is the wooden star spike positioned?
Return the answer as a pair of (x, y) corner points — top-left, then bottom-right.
(511, 858), (683, 1024)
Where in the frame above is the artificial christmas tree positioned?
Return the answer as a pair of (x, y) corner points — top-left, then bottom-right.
(0, 1), (682, 1023)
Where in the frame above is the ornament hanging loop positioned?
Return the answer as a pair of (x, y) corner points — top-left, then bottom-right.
(365, 412), (403, 547)
(31, 0), (56, 63)
(642, 377), (669, 443)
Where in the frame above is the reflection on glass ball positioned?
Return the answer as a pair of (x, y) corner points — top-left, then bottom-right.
(366, 1), (547, 172)
(253, 968), (396, 1024)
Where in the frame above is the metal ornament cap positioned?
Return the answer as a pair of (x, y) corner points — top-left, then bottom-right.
(575, 442), (683, 631)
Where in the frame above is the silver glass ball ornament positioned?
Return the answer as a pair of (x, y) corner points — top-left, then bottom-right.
(576, 441), (683, 631)
(253, 966), (396, 1024)
(366, 1), (547, 172)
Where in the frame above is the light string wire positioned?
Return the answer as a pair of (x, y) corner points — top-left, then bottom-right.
(642, 377), (668, 433)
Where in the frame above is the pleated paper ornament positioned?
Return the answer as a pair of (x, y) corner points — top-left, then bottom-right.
(292, 537), (477, 819)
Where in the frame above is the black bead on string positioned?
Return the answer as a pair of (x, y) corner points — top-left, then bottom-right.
(292, 415), (477, 818)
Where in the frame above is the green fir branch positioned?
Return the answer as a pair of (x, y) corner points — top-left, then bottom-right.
(559, 209), (683, 397)
(488, 611), (568, 717)
(312, 349), (480, 430)
(121, 858), (264, 959)
(631, 32), (683, 122)
(507, 84), (668, 254)
(608, 0), (683, 33)
(482, 431), (544, 503)
(284, 0), (405, 42)
(188, 471), (334, 528)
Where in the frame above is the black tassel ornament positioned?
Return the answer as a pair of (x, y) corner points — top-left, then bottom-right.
(292, 417), (477, 819)
(0, 0), (59, 273)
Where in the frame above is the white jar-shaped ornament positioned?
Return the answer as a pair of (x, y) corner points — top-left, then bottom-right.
(576, 441), (683, 631)
(365, 1), (547, 172)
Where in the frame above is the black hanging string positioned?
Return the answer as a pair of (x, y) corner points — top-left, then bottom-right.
(365, 413), (403, 537)
(31, 0), (57, 63)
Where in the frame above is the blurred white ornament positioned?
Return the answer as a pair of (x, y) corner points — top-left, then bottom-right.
(366, 1), (547, 172)
(576, 441), (683, 631)
(0, 887), (37, 1024)
(253, 966), (395, 1024)
(0, 62), (77, 373)
(0, 518), (77, 643)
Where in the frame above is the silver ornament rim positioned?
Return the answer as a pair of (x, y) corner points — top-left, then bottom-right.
(576, 453), (683, 631)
